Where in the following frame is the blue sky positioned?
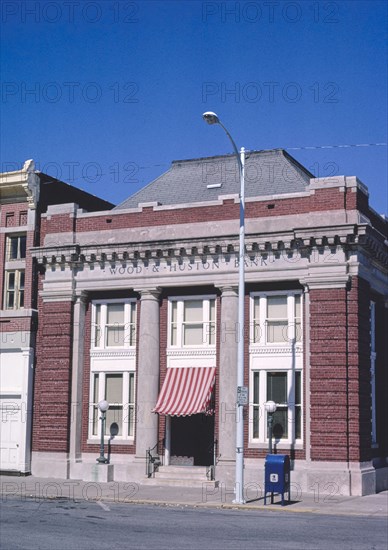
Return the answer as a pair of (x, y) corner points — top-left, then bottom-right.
(1, 0), (387, 213)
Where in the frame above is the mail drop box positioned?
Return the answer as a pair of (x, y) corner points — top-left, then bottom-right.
(264, 454), (290, 505)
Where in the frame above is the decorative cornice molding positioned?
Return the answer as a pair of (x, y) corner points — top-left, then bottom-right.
(166, 348), (217, 358)
(30, 223), (387, 272)
(249, 345), (303, 355)
(90, 349), (136, 358)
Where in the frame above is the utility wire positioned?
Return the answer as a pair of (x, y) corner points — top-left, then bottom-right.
(286, 143), (386, 151)
(29, 142), (387, 186)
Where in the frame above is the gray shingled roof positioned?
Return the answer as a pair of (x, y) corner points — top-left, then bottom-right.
(114, 149), (312, 209)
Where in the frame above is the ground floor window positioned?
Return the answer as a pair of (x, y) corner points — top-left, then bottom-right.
(90, 371), (135, 439)
(251, 370), (302, 444)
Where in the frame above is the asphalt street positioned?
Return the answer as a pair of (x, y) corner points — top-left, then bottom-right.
(1, 497), (387, 550)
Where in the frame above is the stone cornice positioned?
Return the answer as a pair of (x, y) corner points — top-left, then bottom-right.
(31, 226), (365, 264)
(0, 160), (40, 208)
(31, 223), (382, 265)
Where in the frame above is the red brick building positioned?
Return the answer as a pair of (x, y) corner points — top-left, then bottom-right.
(0, 161), (113, 474)
(2, 151), (387, 496)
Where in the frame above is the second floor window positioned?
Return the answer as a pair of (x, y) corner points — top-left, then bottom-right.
(251, 292), (302, 344)
(92, 300), (136, 349)
(6, 234), (27, 260)
(169, 297), (216, 347)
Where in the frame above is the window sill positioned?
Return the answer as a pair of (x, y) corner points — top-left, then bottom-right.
(0, 309), (37, 318)
(167, 347), (216, 354)
(87, 438), (135, 446)
(248, 441), (303, 450)
(249, 343), (303, 349)
(90, 349), (136, 357)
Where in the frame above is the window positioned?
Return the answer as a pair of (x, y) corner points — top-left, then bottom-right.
(267, 296), (288, 343)
(4, 270), (25, 309)
(92, 300), (136, 349)
(89, 299), (136, 441)
(90, 372), (135, 439)
(251, 292), (302, 344)
(250, 291), (303, 445)
(3, 234), (27, 310)
(6, 234), (27, 261)
(251, 370), (302, 443)
(252, 372), (260, 439)
(169, 296), (216, 347)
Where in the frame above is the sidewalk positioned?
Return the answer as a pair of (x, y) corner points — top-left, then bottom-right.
(1, 474), (387, 517)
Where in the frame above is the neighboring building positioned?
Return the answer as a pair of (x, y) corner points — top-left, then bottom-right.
(0, 160), (113, 474)
(2, 150), (387, 496)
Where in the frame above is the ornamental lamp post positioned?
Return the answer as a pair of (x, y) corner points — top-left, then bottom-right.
(96, 399), (110, 464)
(202, 111), (246, 505)
(264, 400), (277, 454)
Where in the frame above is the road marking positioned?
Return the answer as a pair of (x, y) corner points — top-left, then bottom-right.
(97, 500), (110, 512)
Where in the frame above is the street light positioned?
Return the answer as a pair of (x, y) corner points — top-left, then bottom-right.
(202, 111), (246, 504)
(96, 399), (110, 464)
(264, 400), (277, 454)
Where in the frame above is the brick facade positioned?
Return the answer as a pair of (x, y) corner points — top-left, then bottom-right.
(32, 299), (74, 453)
(2, 155), (386, 494)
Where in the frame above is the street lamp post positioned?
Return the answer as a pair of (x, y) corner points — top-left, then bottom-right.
(96, 399), (110, 464)
(264, 400), (277, 454)
(202, 111), (246, 504)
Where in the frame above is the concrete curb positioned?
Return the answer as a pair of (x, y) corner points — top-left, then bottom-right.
(1, 475), (387, 518)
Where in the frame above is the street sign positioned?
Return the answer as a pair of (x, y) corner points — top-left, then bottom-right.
(237, 385), (248, 405)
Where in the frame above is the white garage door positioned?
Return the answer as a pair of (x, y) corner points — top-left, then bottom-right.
(0, 396), (22, 471)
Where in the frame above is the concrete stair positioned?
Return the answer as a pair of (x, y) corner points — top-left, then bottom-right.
(145, 465), (219, 488)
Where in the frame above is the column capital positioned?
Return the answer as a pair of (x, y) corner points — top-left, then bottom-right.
(136, 287), (162, 301)
(299, 275), (350, 291)
(218, 285), (238, 297)
(74, 290), (89, 303)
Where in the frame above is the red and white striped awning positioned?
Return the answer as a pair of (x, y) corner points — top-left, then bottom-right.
(153, 367), (216, 416)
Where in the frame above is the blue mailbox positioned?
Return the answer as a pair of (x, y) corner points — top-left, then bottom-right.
(264, 454), (290, 506)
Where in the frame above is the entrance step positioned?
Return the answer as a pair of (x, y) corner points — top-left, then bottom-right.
(145, 465), (219, 488)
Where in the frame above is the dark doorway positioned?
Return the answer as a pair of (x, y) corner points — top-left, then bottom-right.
(170, 414), (214, 466)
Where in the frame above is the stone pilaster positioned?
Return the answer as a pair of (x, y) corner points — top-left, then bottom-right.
(69, 291), (88, 462)
(134, 288), (161, 459)
(218, 286), (238, 465)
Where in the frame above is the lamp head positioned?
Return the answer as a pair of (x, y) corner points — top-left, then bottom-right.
(98, 399), (110, 413)
(264, 400), (277, 414)
(202, 111), (220, 125)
